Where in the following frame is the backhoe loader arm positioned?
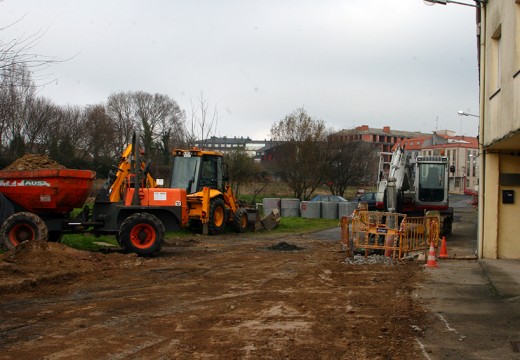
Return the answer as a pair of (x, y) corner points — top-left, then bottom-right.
(102, 142), (156, 203)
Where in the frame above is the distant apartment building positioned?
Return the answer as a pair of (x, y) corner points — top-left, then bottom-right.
(329, 125), (427, 153)
(194, 136), (266, 159)
(394, 130), (479, 195)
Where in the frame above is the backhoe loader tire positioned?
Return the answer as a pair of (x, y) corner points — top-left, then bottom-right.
(232, 208), (248, 233)
(1, 212), (49, 251)
(208, 198), (227, 235)
(119, 213), (165, 256)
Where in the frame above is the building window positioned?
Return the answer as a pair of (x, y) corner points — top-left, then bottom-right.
(471, 151), (477, 176)
(489, 24), (502, 93)
(454, 150), (458, 163)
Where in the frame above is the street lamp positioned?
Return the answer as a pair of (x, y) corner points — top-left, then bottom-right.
(457, 110), (479, 118)
(423, 0), (486, 7)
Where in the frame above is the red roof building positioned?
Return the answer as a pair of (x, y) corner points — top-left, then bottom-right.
(393, 130), (479, 194)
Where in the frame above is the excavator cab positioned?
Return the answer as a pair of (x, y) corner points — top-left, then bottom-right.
(417, 163), (447, 202)
(415, 157), (449, 205)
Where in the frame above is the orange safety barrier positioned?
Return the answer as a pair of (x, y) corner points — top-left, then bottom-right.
(342, 208), (440, 260)
(400, 213), (440, 256)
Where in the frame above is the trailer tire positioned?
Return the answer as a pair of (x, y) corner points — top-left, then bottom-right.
(119, 213), (164, 256)
(1, 212), (49, 251)
(208, 198), (227, 235)
(232, 208), (248, 233)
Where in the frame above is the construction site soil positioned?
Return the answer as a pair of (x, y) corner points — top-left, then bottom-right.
(0, 231), (431, 359)
(2, 153), (66, 171)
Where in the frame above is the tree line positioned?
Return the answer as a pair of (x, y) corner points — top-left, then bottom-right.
(266, 108), (379, 200)
(0, 63), (219, 177)
(1, 5), (380, 201)
(0, 63), (379, 200)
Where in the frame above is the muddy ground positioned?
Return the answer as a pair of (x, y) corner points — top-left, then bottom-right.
(0, 229), (431, 359)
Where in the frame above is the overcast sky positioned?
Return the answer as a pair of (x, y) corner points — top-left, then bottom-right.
(1, 0), (480, 140)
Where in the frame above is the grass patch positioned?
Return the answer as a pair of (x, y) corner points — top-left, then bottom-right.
(270, 217), (339, 233)
(61, 233), (119, 251)
(58, 217), (338, 251)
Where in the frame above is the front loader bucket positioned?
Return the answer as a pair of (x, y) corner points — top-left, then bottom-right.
(246, 209), (262, 231)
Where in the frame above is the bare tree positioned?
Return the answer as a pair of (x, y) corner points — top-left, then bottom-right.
(44, 105), (88, 168)
(324, 140), (379, 197)
(23, 96), (58, 153)
(106, 91), (186, 165)
(224, 149), (258, 198)
(1, 5), (65, 87)
(270, 108), (328, 200)
(133, 91), (186, 163)
(106, 92), (136, 155)
(0, 62), (37, 158)
(83, 104), (117, 173)
(186, 91), (218, 148)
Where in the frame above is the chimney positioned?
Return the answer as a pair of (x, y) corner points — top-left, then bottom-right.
(356, 125), (369, 131)
(383, 126), (390, 133)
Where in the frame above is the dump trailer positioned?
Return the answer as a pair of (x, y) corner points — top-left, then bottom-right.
(0, 133), (188, 256)
(170, 148), (254, 235)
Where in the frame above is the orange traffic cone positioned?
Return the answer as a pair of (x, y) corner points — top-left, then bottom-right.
(439, 236), (449, 258)
(425, 241), (439, 268)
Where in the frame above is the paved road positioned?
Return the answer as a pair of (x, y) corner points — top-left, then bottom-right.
(417, 195), (520, 359)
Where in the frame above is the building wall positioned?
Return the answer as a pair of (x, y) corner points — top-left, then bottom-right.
(497, 155), (520, 258)
(480, 1), (520, 259)
(483, 1), (520, 145)
(330, 126), (427, 156)
(482, 153), (499, 258)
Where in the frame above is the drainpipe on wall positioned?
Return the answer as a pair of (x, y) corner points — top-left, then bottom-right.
(477, 3), (486, 259)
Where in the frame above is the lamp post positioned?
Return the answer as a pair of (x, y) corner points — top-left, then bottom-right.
(423, 0), (485, 7)
(457, 110), (480, 118)
(457, 111), (479, 136)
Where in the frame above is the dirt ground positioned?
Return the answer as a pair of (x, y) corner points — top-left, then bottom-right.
(0, 229), (430, 359)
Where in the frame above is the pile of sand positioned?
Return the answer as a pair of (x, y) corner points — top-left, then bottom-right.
(3, 154), (66, 171)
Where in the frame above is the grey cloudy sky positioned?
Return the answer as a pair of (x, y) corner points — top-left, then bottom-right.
(2, 0), (480, 140)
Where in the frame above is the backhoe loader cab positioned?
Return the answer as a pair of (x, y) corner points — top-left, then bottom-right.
(171, 149), (249, 235)
(170, 150), (224, 194)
